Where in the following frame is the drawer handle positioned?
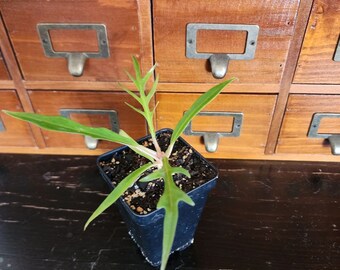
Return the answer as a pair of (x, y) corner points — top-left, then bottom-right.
(186, 23), (259, 79)
(334, 36), (340, 62)
(308, 113), (340, 155)
(0, 117), (5, 132)
(60, 109), (119, 150)
(184, 111), (243, 153)
(37, 23), (110, 77)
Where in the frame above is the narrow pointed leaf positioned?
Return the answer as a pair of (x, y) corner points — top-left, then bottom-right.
(84, 163), (153, 230)
(3, 111), (139, 147)
(139, 169), (163, 182)
(157, 158), (195, 270)
(158, 198), (178, 270)
(142, 64), (157, 87)
(118, 82), (141, 103)
(125, 102), (145, 116)
(170, 167), (191, 178)
(169, 78), (235, 147)
(132, 56), (142, 81)
(119, 130), (157, 161)
(147, 75), (159, 103)
(152, 101), (159, 115)
(125, 70), (141, 90)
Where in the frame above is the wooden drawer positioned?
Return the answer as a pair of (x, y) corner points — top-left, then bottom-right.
(0, 90), (36, 147)
(0, 0), (152, 81)
(153, 0), (299, 85)
(278, 95), (340, 156)
(29, 91), (148, 150)
(0, 50), (10, 80)
(156, 93), (276, 158)
(294, 0), (340, 84)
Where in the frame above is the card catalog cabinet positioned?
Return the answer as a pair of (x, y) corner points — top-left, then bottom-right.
(1, 0), (340, 161)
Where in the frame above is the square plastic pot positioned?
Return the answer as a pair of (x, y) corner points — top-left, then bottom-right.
(97, 129), (218, 266)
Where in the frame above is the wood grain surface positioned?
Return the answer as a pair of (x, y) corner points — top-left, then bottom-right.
(278, 94), (340, 156)
(0, 12), (47, 148)
(0, 155), (339, 269)
(0, 50), (9, 80)
(264, 0), (314, 155)
(0, 90), (36, 147)
(153, 0), (299, 84)
(156, 93), (277, 158)
(0, 0), (153, 82)
(28, 91), (148, 150)
(294, 0), (340, 84)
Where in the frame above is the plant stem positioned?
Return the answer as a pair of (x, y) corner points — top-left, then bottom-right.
(139, 85), (163, 157)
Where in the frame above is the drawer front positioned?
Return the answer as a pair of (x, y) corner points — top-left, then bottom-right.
(153, 0), (299, 84)
(156, 93), (276, 158)
(0, 50), (10, 80)
(294, 0), (340, 84)
(278, 95), (340, 155)
(1, 0), (151, 81)
(29, 91), (148, 150)
(0, 90), (36, 146)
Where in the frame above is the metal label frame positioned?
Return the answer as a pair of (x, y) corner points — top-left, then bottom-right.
(308, 113), (340, 138)
(60, 109), (119, 132)
(184, 111), (243, 137)
(37, 23), (109, 59)
(186, 23), (259, 60)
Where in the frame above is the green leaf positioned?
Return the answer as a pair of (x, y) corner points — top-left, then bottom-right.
(124, 102), (145, 116)
(132, 56), (142, 81)
(151, 101), (159, 115)
(122, 57), (160, 153)
(170, 167), (191, 178)
(168, 78), (235, 151)
(157, 158), (195, 270)
(84, 163), (154, 230)
(139, 169), (163, 182)
(118, 82), (141, 104)
(3, 110), (140, 147)
(119, 130), (157, 161)
(142, 64), (157, 88)
(147, 74), (159, 103)
(125, 70), (141, 90)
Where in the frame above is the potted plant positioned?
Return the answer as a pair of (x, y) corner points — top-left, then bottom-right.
(3, 57), (233, 269)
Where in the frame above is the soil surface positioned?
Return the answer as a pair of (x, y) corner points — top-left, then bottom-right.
(99, 131), (217, 215)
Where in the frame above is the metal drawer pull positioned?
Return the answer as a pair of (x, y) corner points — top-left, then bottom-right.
(60, 109), (119, 150)
(334, 36), (340, 62)
(184, 111), (243, 153)
(37, 23), (110, 77)
(308, 113), (340, 155)
(0, 117), (5, 132)
(186, 23), (259, 79)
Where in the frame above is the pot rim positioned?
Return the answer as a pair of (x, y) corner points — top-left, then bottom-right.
(97, 128), (219, 218)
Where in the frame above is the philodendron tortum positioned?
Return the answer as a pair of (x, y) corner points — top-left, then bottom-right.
(3, 57), (234, 270)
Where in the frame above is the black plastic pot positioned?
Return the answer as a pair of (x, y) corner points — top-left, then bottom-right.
(97, 129), (218, 266)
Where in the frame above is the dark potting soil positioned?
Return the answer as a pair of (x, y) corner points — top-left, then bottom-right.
(99, 131), (216, 215)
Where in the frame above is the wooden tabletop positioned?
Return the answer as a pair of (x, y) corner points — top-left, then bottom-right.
(1, 155), (339, 269)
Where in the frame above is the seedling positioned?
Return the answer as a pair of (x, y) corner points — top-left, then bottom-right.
(3, 57), (233, 269)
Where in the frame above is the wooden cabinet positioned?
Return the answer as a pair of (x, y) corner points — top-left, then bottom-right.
(0, 91), (36, 147)
(294, 0), (340, 84)
(0, 0), (152, 81)
(1, 0), (340, 161)
(0, 50), (10, 80)
(153, 0), (299, 87)
(278, 95), (340, 158)
(156, 93), (276, 159)
(29, 91), (148, 150)
(276, 0), (340, 161)
(0, 0), (153, 155)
